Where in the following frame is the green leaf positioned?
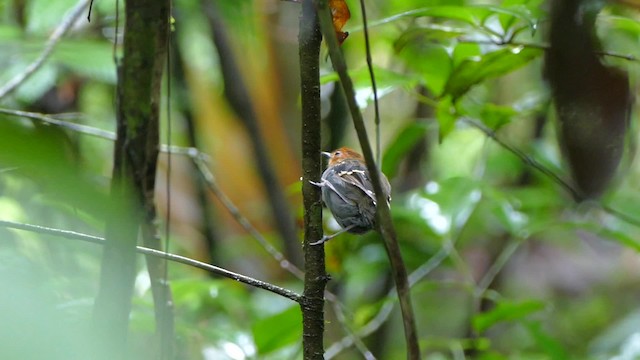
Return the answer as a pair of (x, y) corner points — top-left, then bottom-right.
(444, 46), (541, 99)
(396, 35), (452, 96)
(525, 321), (569, 360)
(436, 95), (457, 140)
(53, 40), (117, 83)
(601, 15), (640, 38)
(382, 122), (430, 178)
(252, 306), (302, 355)
(473, 299), (545, 333)
(320, 66), (420, 108)
(452, 42), (482, 68)
(480, 103), (517, 130)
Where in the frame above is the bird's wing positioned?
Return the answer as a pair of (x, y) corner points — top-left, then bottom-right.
(336, 169), (377, 204)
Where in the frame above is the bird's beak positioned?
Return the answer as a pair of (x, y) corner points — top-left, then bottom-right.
(320, 151), (331, 158)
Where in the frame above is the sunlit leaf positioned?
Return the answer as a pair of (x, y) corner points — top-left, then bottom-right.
(436, 95), (457, 140)
(396, 34), (452, 95)
(444, 46), (541, 99)
(382, 122), (430, 178)
(480, 103), (517, 130)
(252, 306), (302, 355)
(320, 66), (420, 107)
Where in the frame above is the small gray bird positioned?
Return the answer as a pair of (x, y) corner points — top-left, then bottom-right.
(310, 147), (391, 245)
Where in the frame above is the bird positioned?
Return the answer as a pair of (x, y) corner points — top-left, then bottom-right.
(310, 147), (391, 245)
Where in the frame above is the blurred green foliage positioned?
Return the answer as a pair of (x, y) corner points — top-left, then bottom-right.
(1, 0), (640, 359)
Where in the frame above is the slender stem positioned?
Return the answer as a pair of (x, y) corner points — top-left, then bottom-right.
(359, 0), (381, 167)
(0, 220), (301, 302)
(0, 0), (91, 100)
(313, 1), (420, 358)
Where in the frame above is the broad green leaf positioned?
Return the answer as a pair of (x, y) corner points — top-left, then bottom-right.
(452, 42), (482, 68)
(396, 35), (452, 95)
(600, 16), (640, 38)
(436, 95), (457, 140)
(382, 122), (430, 178)
(444, 46), (541, 99)
(252, 305), (302, 355)
(473, 299), (545, 333)
(320, 67), (420, 108)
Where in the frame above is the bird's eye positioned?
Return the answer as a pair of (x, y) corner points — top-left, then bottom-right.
(334, 151), (341, 156)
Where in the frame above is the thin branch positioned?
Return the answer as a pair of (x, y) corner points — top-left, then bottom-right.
(87, 0), (94, 22)
(0, 0), (91, 100)
(476, 239), (521, 295)
(457, 38), (640, 62)
(601, 204), (640, 229)
(0, 107), (205, 156)
(330, 301), (375, 360)
(359, 0), (381, 166)
(0, 219), (302, 303)
(460, 117), (582, 200)
(463, 118), (640, 233)
(313, 1), (420, 358)
(0, 106), (308, 282)
(192, 154), (305, 280)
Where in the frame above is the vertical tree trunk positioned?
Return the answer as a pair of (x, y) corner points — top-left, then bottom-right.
(299, 1), (326, 358)
(92, 0), (171, 357)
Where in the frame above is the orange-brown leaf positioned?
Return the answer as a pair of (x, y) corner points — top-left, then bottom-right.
(329, 0), (351, 45)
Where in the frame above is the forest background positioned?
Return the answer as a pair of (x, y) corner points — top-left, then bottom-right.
(1, 0), (640, 359)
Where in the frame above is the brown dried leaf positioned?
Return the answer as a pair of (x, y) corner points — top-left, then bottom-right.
(330, 0), (351, 45)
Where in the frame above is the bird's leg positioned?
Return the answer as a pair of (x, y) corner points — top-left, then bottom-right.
(309, 224), (356, 246)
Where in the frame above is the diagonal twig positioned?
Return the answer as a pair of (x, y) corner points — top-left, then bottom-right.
(0, 0), (92, 100)
(0, 219), (302, 303)
(192, 154), (305, 280)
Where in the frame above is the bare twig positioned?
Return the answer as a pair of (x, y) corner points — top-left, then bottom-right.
(0, 107), (309, 283)
(0, 108), (116, 139)
(0, 0), (91, 100)
(192, 154), (306, 280)
(460, 117), (582, 200)
(0, 107), (205, 157)
(359, 0), (381, 166)
(0, 219), (301, 302)
(330, 301), (376, 360)
(313, 1), (420, 358)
